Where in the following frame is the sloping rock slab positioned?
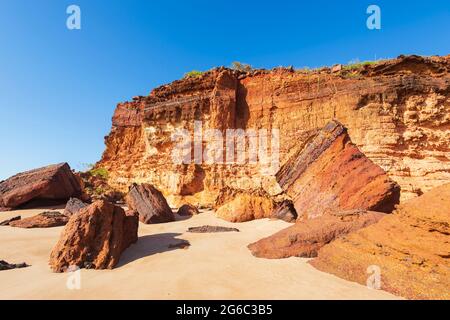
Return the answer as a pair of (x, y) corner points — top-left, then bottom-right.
(10, 212), (68, 228)
(276, 120), (400, 220)
(188, 226), (240, 233)
(125, 183), (175, 224)
(248, 210), (384, 259)
(0, 163), (82, 209)
(49, 201), (139, 272)
(310, 183), (450, 300)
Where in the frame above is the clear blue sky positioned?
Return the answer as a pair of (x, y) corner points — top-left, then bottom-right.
(0, 0), (449, 180)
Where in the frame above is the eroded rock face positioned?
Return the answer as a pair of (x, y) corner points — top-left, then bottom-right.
(97, 55), (450, 205)
(310, 183), (450, 300)
(277, 120), (400, 220)
(0, 163), (82, 209)
(177, 204), (199, 216)
(10, 212), (68, 228)
(125, 183), (175, 224)
(64, 198), (88, 217)
(248, 210), (385, 259)
(214, 189), (297, 223)
(49, 201), (138, 272)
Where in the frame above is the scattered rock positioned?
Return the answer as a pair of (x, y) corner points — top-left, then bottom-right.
(215, 188), (297, 223)
(310, 183), (450, 300)
(187, 226), (240, 233)
(0, 260), (29, 271)
(125, 183), (175, 224)
(0, 163), (82, 210)
(0, 216), (21, 226)
(9, 212), (68, 228)
(49, 200), (139, 272)
(64, 198), (88, 216)
(168, 240), (191, 250)
(248, 210), (385, 259)
(276, 120), (401, 220)
(271, 200), (297, 222)
(177, 204), (200, 216)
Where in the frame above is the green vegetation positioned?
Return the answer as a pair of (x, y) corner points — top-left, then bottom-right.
(231, 61), (253, 72)
(343, 59), (379, 71)
(184, 70), (204, 78)
(81, 163), (109, 180)
(89, 167), (109, 180)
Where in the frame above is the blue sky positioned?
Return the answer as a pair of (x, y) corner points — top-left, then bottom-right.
(0, 0), (449, 180)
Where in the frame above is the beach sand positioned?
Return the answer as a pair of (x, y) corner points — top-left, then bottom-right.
(0, 207), (400, 300)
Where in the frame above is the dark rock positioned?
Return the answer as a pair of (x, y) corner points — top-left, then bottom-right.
(271, 200), (297, 222)
(64, 198), (88, 217)
(125, 183), (175, 224)
(0, 260), (29, 271)
(0, 216), (21, 226)
(187, 225), (240, 233)
(168, 240), (190, 249)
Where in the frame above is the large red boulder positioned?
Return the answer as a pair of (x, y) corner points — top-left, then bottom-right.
(248, 210), (384, 259)
(125, 183), (175, 224)
(0, 163), (82, 209)
(276, 120), (400, 220)
(49, 200), (138, 272)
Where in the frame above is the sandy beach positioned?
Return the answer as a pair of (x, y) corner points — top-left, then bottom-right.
(0, 207), (400, 300)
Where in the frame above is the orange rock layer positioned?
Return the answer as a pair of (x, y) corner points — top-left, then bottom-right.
(97, 55), (450, 205)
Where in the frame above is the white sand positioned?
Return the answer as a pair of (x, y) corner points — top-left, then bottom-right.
(0, 207), (400, 300)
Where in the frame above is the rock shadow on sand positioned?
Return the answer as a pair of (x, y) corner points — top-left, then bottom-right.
(117, 233), (190, 267)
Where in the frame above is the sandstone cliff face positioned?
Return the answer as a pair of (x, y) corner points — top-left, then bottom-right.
(98, 55), (450, 205)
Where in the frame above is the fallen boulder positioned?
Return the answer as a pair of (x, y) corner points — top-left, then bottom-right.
(0, 163), (82, 210)
(276, 120), (400, 220)
(310, 183), (450, 300)
(49, 200), (139, 272)
(248, 210), (385, 259)
(177, 204), (200, 216)
(63, 198), (88, 216)
(10, 211), (68, 228)
(125, 183), (175, 224)
(215, 188), (297, 223)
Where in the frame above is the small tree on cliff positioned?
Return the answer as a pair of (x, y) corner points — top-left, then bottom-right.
(231, 61), (253, 72)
